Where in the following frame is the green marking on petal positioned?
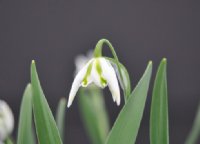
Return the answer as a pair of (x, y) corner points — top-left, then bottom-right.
(95, 59), (107, 87)
(95, 59), (102, 75)
(82, 79), (88, 87)
(82, 61), (93, 86)
(100, 77), (107, 87)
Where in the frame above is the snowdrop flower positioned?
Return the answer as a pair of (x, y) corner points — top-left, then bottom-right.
(67, 55), (121, 107)
(0, 100), (14, 142)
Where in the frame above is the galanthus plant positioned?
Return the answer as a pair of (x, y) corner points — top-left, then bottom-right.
(0, 39), (200, 144)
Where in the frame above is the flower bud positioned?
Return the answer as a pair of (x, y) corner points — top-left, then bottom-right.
(0, 100), (14, 141)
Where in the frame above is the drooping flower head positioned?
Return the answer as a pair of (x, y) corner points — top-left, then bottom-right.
(0, 100), (14, 142)
(67, 39), (123, 107)
(68, 57), (120, 107)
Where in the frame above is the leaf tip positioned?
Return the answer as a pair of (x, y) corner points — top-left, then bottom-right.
(162, 58), (167, 63)
(25, 83), (32, 93)
(31, 60), (35, 64)
(30, 60), (38, 84)
(27, 83), (31, 86)
(60, 97), (67, 105)
(31, 60), (36, 70)
(148, 61), (153, 67)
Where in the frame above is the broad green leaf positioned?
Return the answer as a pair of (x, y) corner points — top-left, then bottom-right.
(79, 86), (110, 144)
(56, 98), (67, 141)
(106, 61), (153, 144)
(150, 58), (169, 144)
(185, 103), (200, 144)
(31, 60), (62, 144)
(17, 84), (35, 144)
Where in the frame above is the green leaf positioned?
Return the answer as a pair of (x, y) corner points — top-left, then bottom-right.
(56, 98), (67, 141)
(17, 84), (35, 144)
(106, 61), (153, 144)
(79, 86), (110, 144)
(150, 58), (169, 144)
(185, 103), (200, 144)
(31, 60), (62, 144)
(5, 138), (14, 144)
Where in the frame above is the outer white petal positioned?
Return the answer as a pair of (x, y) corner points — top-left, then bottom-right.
(67, 59), (93, 107)
(111, 62), (128, 91)
(0, 100), (14, 141)
(99, 58), (121, 105)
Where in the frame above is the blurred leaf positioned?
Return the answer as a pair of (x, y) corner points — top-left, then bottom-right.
(17, 84), (35, 144)
(56, 98), (67, 141)
(31, 60), (62, 144)
(150, 58), (169, 144)
(79, 86), (110, 144)
(185, 103), (200, 144)
(5, 138), (14, 144)
(106, 61), (153, 144)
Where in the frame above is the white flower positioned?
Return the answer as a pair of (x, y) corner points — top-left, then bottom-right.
(67, 57), (121, 107)
(0, 100), (14, 142)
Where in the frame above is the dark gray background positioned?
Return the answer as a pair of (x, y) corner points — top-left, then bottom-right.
(0, 0), (200, 143)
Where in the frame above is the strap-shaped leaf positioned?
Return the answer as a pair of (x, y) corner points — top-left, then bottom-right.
(56, 98), (67, 141)
(150, 58), (169, 144)
(31, 60), (62, 144)
(79, 87), (110, 144)
(106, 61), (152, 144)
(17, 84), (35, 144)
(185, 103), (200, 144)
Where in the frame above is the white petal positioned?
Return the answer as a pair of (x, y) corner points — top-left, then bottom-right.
(0, 100), (14, 141)
(67, 59), (93, 107)
(91, 59), (107, 88)
(100, 58), (121, 105)
(111, 62), (128, 91)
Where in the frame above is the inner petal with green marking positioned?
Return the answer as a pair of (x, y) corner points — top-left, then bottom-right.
(95, 59), (107, 87)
